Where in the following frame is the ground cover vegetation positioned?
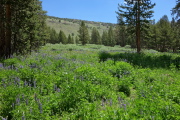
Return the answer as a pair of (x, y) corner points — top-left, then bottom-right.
(0, 44), (180, 119)
(0, 0), (180, 119)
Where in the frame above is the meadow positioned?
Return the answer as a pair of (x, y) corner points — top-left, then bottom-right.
(0, 44), (180, 119)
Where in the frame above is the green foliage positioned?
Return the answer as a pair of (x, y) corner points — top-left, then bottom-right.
(116, 0), (156, 52)
(99, 52), (180, 69)
(118, 84), (131, 97)
(115, 17), (127, 47)
(67, 34), (74, 44)
(48, 28), (58, 44)
(101, 31), (108, 46)
(0, 44), (180, 119)
(156, 15), (173, 52)
(90, 27), (101, 44)
(144, 15), (180, 52)
(58, 30), (67, 44)
(172, 0), (180, 20)
(78, 21), (90, 45)
(0, 0), (48, 58)
(108, 26), (116, 47)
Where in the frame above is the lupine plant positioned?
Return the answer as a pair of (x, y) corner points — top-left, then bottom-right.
(0, 44), (180, 119)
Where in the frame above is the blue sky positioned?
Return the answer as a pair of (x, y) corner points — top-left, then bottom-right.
(41, 0), (176, 23)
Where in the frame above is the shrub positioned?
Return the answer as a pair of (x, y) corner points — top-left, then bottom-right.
(118, 84), (131, 97)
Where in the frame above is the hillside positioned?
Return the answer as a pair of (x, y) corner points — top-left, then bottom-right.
(46, 16), (116, 37)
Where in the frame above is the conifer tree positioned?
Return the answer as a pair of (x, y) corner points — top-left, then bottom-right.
(91, 27), (101, 44)
(0, 0), (48, 58)
(58, 30), (67, 44)
(78, 21), (89, 45)
(75, 36), (79, 44)
(147, 23), (160, 49)
(171, 17), (180, 52)
(172, 0), (180, 21)
(115, 17), (127, 47)
(68, 34), (73, 44)
(108, 26), (116, 47)
(116, 0), (155, 53)
(156, 15), (173, 52)
(101, 31), (108, 46)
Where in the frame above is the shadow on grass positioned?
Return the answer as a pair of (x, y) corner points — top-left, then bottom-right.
(99, 52), (180, 69)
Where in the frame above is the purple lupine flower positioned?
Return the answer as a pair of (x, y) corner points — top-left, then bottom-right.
(151, 116), (155, 120)
(15, 77), (20, 87)
(33, 80), (36, 88)
(22, 94), (25, 100)
(10, 54), (14, 58)
(24, 80), (27, 86)
(19, 65), (24, 69)
(122, 104), (127, 110)
(74, 75), (77, 80)
(16, 97), (20, 105)
(0, 63), (4, 68)
(22, 115), (25, 120)
(57, 88), (60, 92)
(109, 99), (113, 106)
(12, 103), (15, 109)
(38, 102), (43, 113)
(30, 108), (32, 114)
(101, 99), (105, 106)
(53, 84), (57, 91)
(80, 76), (84, 81)
(141, 92), (146, 97)
(118, 97), (122, 103)
(36, 98), (40, 103)
(28, 83), (32, 87)
(2, 79), (6, 88)
(26, 99), (28, 105)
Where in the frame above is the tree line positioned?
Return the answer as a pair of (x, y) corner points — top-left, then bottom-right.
(47, 14), (180, 53)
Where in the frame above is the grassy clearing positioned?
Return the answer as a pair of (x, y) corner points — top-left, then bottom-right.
(0, 44), (180, 119)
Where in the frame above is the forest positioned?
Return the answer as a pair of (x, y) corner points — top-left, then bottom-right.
(0, 0), (180, 119)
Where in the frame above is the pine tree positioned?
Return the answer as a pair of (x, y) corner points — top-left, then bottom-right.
(68, 34), (73, 44)
(171, 17), (180, 52)
(78, 21), (89, 45)
(0, 0), (48, 58)
(147, 24), (160, 49)
(91, 27), (101, 44)
(58, 30), (67, 44)
(101, 31), (108, 46)
(172, 0), (180, 21)
(116, 0), (155, 53)
(156, 15), (173, 52)
(115, 16), (127, 47)
(108, 26), (116, 47)
(75, 36), (79, 44)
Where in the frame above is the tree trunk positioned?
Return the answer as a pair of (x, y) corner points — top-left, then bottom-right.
(5, 3), (12, 58)
(0, 4), (6, 58)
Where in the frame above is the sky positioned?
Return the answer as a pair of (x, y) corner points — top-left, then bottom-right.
(41, 0), (176, 23)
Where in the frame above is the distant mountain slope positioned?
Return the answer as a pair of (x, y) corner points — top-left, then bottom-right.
(46, 16), (116, 37)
